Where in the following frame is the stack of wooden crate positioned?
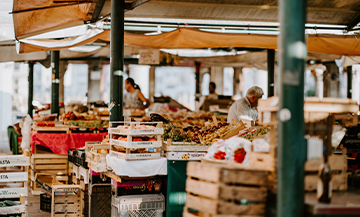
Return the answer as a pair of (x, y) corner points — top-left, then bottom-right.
(257, 97), (278, 193)
(72, 172), (89, 217)
(305, 149), (348, 191)
(183, 162), (269, 217)
(51, 185), (81, 217)
(0, 151), (30, 217)
(30, 152), (68, 195)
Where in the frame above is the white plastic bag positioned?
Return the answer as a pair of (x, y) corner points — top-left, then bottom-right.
(21, 115), (32, 150)
(225, 136), (251, 165)
(205, 139), (228, 160)
(252, 138), (270, 153)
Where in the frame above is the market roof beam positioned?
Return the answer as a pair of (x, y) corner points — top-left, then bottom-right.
(346, 13), (360, 32)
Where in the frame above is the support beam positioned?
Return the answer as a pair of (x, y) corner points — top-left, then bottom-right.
(149, 66), (156, 101)
(267, 49), (275, 97)
(110, 0), (124, 121)
(59, 61), (68, 103)
(28, 62), (34, 117)
(278, 0), (306, 217)
(346, 14), (360, 32)
(233, 67), (242, 97)
(347, 66), (352, 99)
(51, 51), (60, 116)
(195, 62), (202, 95)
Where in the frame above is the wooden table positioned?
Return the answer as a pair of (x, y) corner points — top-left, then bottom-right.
(305, 188), (360, 216)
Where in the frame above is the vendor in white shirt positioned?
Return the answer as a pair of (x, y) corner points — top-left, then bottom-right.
(227, 86), (264, 123)
(206, 82), (218, 100)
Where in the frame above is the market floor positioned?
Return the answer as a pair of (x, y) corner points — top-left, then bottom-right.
(27, 190), (50, 217)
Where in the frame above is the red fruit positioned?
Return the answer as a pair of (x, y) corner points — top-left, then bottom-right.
(148, 138), (157, 141)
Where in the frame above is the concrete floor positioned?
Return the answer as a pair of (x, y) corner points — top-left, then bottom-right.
(27, 190), (51, 217)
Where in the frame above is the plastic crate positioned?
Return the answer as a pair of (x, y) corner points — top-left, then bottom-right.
(111, 178), (162, 196)
(89, 184), (112, 217)
(111, 194), (165, 217)
(68, 148), (77, 165)
(40, 193), (51, 213)
(90, 170), (111, 184)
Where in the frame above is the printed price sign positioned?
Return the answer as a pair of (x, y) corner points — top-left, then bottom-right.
(139, 49), (160, 65)
(209, 105), (220, 112)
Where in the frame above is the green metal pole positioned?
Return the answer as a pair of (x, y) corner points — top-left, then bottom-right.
(347, 66), (352, 99)
(267, 49), (275, 97)
(28, 62), (34, 117)
(51, 51), (60, 116)
(110, 0), (124, 121)
(277, 0), (307, 217)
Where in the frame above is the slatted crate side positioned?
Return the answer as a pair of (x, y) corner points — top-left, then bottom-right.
(183, 208), (264, 217)
(186, 162), (268, 186)
(185, 178), (267, 202)
(0, 155), (30, 168)
(51, 185), (81, 217)
(185, 194), (265, 216)
(0, 187), (28, 199)
(305, 173), (347, 191)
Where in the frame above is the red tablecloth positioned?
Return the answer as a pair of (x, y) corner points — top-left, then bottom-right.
(31, 131), (108, 155)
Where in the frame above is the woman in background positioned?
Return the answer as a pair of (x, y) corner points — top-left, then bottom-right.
(124, 77), (150, 110)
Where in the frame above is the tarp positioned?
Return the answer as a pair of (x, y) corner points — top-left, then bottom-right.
(12, 0), (93, 39)
(16, 28), (360, 56)
(0, 44), (47, 62)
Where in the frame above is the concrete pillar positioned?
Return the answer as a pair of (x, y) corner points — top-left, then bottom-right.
(233, 67), (242, 97)
(315, 69), (324, 99)
(59, 61), (68, 103)
(210, 66), (224, 95)
(149, 66), (156, 101)
(87, 61), (102, 102)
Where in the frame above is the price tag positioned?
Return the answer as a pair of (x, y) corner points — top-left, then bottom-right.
(209, 105), (219, 112)
(123, 109), (131, 116)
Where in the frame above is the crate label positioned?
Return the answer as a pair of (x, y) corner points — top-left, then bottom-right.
(0, 188), (27, 198)
(0, 156), (30, 167)
(166, 152), (206, 160)
(0, 204), (26, 214)
(0, 172), (28, 182)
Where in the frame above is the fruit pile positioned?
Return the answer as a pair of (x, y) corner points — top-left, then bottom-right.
(36, 121), (55, 127)
(187, 123), (231, 144)
(239, 126), (270, 140)
(162, 124), (191, 142)
(233, 148), (247, 163)
(113, 136), (157, 142)
(214, 150), (226, 160)
(63, 111), (78, 121)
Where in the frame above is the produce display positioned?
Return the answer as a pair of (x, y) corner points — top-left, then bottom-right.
(0, 200), (22, 207)
(63, 111), (109, 128)
(239, 126), (270, 140)
(162, 124), (191, 143)
(113, 135), (158, 142)
(36, 121), (55, 127)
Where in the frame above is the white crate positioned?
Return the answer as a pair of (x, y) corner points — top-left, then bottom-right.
(0, 155), (30, 167)
(0, 204), (27, 214)
(109, 122), (164, 136)
(0, 187), (28, 198)
(111, 139), (162, 149)
(109, 150), (161, 161)
(162, 142), (209, 152)
(0, 172), (28, 183)
(111, 194), (165, 217)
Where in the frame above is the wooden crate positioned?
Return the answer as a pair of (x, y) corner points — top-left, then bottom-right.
(304, 150), (347, 191)
(51, 184), (81, 217)
(184, 162), (268, 217)
(31, 153), (68, 175)
(0, 151), (30, 216)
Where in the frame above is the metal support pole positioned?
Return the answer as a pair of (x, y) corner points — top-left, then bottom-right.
(51, 51), (60, 116)
(28, 62), (34, 117)
(110, 0), (125, 121)
(277, 0), (307, 217)
(195, 61), (201, 95)
(347, 66), (352, 99)
(267, 49), (275, 97)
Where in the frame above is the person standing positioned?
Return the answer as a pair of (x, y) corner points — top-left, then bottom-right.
(124, 77), (150, 110)
(207, 82), (218, 100)
(227, 86), (264, 123)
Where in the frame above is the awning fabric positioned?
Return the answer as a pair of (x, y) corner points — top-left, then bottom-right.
(12, 0), (93, 39)
(16, 28), (360, 56)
